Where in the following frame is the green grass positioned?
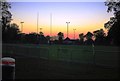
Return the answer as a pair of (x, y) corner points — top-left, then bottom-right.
(2, 44), (120, 68)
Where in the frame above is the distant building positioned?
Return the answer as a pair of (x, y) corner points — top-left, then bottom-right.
(63, 37), (72, 44)
(50, 36), (59, 41)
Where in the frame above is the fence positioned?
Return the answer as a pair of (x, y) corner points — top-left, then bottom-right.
(2, 44), (119, 68)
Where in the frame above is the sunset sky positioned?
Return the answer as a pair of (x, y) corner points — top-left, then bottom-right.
(10, 1), (113, 39)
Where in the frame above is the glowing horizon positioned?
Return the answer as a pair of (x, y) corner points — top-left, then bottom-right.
(10, 2), (113, 39)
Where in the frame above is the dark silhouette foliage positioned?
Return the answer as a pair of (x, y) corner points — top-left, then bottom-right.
(57, 32), (64, 44)
(79, 33), (84, 45)
(84, 32), (94, 45)
(104, 0), (120, 46)
(93, 29), (106, 45)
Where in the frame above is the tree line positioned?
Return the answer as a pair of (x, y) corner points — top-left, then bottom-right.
(1, 0), (120, 46)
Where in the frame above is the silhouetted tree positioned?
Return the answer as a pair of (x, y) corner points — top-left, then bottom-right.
(39, 31), (43, 36)
(93, 29), (106, 45)
(2, 23), (20, 43)
(8, 23), (20, 42)
(24, 32), (38, 44)
(104, 0), (120, 46)
(46, 35), (50, 44)
(57, 32), (64, 44)
(1, 1), (12, 42)
(17, 33), (26, 43)
(84, 32), (94, 45)
(39, 32), (47, 44)
(79, 33), (84, 45)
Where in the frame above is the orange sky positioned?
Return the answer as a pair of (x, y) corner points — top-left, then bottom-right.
(11, 2), (113, 39)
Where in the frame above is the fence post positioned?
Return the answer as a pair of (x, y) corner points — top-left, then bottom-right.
(92, 44), (96, 66)
(1, 57), (15, 81)
(70, 51), (72, 63)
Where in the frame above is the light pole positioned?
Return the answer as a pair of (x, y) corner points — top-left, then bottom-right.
(73, 29), (76, 39)
(40, 28), (42, 32)
(50, 13), (52, 37)
(40, 28), (42, 33)
(39, 28), (43, 41)
(20, 22), (24, 33)
(66, 22), (70, 38)
(37, 12), (39, 34)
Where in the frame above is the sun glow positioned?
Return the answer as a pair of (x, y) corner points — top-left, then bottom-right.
(11, 2), (112, 39)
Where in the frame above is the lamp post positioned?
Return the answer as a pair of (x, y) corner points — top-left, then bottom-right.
(66, 22), (70, 38)
(73, 29), (76, 39)
(39, 28), (43, 42)
(37, 12), (39, 34)
(40, 28), (42, 33)
(50, 13), (52, 37)
(20, 22), (24, 33)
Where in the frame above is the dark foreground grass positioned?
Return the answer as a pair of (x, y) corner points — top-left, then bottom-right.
(3, 53), (119, 79)
(3, 44), (119, 67)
